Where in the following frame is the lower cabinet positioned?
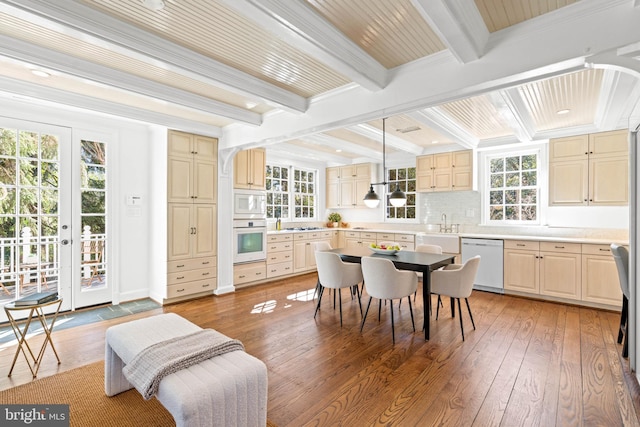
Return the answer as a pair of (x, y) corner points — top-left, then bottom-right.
(293, 231), (333, 273)
(167, 256), (217, 299)
(267, 233), (294, 279)
(234, 261), (267, 287)
(504, 239), (622, 308)
(581, 243), (623, 306)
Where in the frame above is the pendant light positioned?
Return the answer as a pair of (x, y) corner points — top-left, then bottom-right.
(363, 118), (406, 208)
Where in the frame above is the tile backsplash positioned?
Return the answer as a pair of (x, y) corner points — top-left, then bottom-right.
(420, 191), (480, 226)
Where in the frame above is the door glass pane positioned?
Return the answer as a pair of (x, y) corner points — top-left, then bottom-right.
(80, 140), (107, 290)
(0, 127), (60, 303)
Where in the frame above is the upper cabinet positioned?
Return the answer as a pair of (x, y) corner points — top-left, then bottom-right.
(549, 130), (628, 206)
(168, 130), (217, 204)
(326, 163), (376, 208)
(234, 148), (266, 190)
(416, 150), (472, 192)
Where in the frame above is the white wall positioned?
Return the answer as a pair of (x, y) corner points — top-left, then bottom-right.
(0, 97), (154, 306)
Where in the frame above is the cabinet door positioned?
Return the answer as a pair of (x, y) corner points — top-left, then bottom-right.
(233, 150), (251, 189)
(193, 204), (217, 258)
(549, 160), (588, 205)
(549, 134), (588, 162)
(294, 241), (309, 272)
(416, 155), (433, 192)
(581, 254), (623, 307)
(345, 239), (361, 249)
(354, 177), (370, 208)
(539, 251), (581, 300)
(250, 148), (266, 189)
(168, 130), (194, 159)
(589, 129), (628, 158)
(340, 180), (354, 208)
(452, 168), (472, 191)
(326, 179), (340, 208)
(433, 168), (452, 191)
(589, 157), (628, 206)
(504, 249), (539, 293)
(168, 156), (193, 203)
(168, 204), (193, 260)
(193, 135), (217, 160)
(193, 159), (216, 204)
(326, 166), (340, 181)
(354, 163), (371, 179)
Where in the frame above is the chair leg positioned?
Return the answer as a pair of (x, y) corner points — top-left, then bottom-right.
(457, 298), (465, 341)
(314, 286), (325, 319)
(465, 298), (476, 330)
(355, 283), (363, 317)
(408, 296), (415, 332)
(436, 296), (440, 320)
(619, 295), (628, 344)
(378, 299), (382, 321)
(338, 289), (343, 327)
(450, 297), (455, 318)
(390, 299), (395, 344)
(360, 297), (373, 332)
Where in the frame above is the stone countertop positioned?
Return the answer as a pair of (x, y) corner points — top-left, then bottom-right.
(266, 227), (628, 245)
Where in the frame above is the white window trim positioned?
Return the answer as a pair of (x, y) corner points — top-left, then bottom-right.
(479, 142), (548, 226)
(266, 163), (318, 223)
(384, 165), (419, 224)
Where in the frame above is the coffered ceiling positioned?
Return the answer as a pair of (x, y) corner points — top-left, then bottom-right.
(0, 0), (639, 166)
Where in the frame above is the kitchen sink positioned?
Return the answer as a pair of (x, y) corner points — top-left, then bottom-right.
(415, 233), (461, 253)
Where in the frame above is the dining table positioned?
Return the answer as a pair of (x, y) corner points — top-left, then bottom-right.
(328, 247), (455, 340)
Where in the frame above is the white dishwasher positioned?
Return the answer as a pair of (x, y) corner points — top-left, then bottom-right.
(461, 238), (504, 294)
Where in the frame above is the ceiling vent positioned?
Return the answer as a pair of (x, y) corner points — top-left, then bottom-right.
(396, 125), (421, 134)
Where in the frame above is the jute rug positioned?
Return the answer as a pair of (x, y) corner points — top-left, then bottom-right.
(0, 361), (277, 427)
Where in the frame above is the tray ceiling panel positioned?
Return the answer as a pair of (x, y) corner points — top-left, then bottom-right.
(474, 0), (580, 32)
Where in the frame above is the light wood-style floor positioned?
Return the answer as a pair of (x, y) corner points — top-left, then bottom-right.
(0, 273), (638, 426)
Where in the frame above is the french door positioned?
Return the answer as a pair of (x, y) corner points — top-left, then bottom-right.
(0, 117), (110, 321)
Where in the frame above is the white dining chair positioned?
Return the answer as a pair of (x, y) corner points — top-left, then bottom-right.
(313, 241), (333, 300)
(611, 243), (629, 358)
(314, 251), (363, 327)
(430, 255), (480, 341)
(360, 256), (418, 344)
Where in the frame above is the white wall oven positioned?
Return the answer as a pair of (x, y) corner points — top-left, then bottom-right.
(233, 219), (267, 264)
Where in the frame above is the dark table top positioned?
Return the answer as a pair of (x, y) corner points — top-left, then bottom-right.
(328, 247), (454, 272)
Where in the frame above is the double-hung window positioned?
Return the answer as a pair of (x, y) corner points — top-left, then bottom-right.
(266, 164), (317, 220)
(485, 149), (540, 224)
(386, 166), (416, 220)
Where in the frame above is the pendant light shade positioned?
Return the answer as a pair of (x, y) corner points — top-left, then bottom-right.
(362, 118), (407, 208)
(363, 185), (381, 208)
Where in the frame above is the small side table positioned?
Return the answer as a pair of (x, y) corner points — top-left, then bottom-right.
(4, 298), (63, 378)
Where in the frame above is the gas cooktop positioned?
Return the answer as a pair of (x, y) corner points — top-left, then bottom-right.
(284, 227), (325, 231)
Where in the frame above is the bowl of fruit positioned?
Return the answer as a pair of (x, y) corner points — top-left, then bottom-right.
(369, 243), (401, 255)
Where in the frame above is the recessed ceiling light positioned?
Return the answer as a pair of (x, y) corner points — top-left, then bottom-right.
(30, 70), (50, 78)
(142, 0), (165, 11)
(396, 125), (421, 134)
(431, 140), (439, 144)
(556, 109), (571, 115)
(245, 101), (258, 109)
(336, 149), (342, 152)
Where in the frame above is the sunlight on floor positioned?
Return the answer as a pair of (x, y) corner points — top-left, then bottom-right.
(251, 300), (277, 314)
(286, 288), (316, 302)
(251, 288), (316, 314)
(0, 317), (74, 352)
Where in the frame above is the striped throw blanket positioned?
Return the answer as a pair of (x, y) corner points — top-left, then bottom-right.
(123, 329), (245, 400)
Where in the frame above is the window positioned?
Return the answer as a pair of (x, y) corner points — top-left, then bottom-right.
(386, 167), (416, 219)
(487, 151), (538, 223)
(266, 164), (316, 220)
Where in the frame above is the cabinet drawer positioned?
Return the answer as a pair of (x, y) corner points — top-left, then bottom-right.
(399, 242), (415, 251)
(320, 231), (334, 239)
(581, 243), (617, 255)
(540, 242), (581, 253)
(167, 277), (216, 298)
(267, 261), (294, 278)
(234, 262), (267, 285)
(504, 240), (539, 250)
(294, 233), (309, 240)
(361, 232), (376, 239)
(267, 251), (293, 264)
(395, 234), (415, 243)
(343, 231), (360, 239)
(267, 241), (293, 252)
(167, 256), (216, 273)
(377, 232), (394, 240)
(268, 233), (293, 243)
(168, 267), (215, 285)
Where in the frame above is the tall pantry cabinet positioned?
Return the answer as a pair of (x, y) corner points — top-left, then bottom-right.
(166, 130), (218, 302)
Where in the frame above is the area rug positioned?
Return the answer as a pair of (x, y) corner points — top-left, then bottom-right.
(0, 361), (277, 427)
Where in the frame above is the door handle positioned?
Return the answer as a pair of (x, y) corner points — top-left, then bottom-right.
(61, 239), (71, 245)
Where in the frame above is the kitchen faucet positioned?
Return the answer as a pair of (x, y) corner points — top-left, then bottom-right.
(440, 213), (448, 233)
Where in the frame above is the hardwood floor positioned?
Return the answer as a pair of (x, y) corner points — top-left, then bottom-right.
(0, 273), (638, 426)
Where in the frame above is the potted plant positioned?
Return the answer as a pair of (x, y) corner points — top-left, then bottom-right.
(328, 212), (341, 228)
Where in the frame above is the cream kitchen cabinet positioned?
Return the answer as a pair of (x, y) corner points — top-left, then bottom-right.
(549, 129), (628, 206)
(416, 150), (472, 192)
(504, 240), (581, 301)
(342, 231), (376, 249)
(266, 233), (294, 279)
(168, 130), (217, 204)
(234, 148), (266, 190)
(326, 163), (375, 208)
(166, 131), (218, 302)
(293, 231), (334, 272)
(539, 242), (581, 301)
(234, 261), (267, 287)
(581, 244), (623, 307)
(168, 204), (217, 261)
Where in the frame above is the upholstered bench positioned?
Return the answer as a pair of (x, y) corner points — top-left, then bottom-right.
(104, 313), (268, 427)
